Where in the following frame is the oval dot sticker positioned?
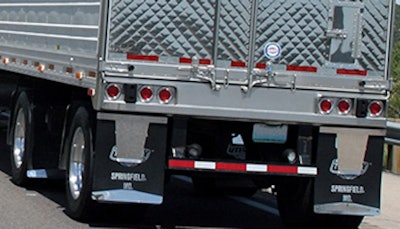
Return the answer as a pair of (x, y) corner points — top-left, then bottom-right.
(264, 42), (282, 60)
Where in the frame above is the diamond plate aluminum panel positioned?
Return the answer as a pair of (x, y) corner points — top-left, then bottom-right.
(255, 1), (329, 67)
(108, 0), (216, 59)
(361, 1), (391, 72)
(108, 0), (391, 74)
(217, 0), (251, 61)
(108, 0), (257, 63)
(254, 0), (390, 72)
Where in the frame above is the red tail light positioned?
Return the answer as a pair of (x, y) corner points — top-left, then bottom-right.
(319, 99), (333, 114)
(139, 86), (153, 102)
(368, 101), (383, 116)
(106, 84), (121, 99)
(337, 99), (352, 114)
(158, 87), (172, 103)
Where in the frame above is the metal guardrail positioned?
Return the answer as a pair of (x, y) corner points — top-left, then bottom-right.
(385, 121), (400, 173)
(385, 121), (400, 145)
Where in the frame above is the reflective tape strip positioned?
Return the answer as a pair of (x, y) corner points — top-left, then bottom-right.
(114, 54), (369, 78)
(179, 57), (212, 65)
(168, 159), (317, 176)
(217, 162), (246, 171)
(298, 166), (318, 175)
(337, 69), (367, 76)
(231, 61), (246, 68)
(287, 65), (318, 73)
(268, 165), (297, 174)
(168, 159), (195, 168)
(246, 164), (268, 172)
(194, 161), (216, 170)
(126, 54), (159, 62)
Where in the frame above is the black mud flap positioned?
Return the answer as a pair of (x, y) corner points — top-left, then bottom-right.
(314, 127), (384, 216)
(92, 113), (167, 205)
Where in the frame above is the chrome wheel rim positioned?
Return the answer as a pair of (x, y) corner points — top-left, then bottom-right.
(13, 109), (25, 169)
(68, 127), (85, 200)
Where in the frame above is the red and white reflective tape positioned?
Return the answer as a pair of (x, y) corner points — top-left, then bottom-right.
(125, 54), (368, 77)
(168, 159), (318, 176)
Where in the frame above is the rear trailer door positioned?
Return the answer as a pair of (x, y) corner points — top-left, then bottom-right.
(104, 0), (392, 94)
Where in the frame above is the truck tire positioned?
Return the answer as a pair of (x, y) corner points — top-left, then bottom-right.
(10, 91), (33, 186)
(65, 106), (95, 220)
(277, 178), (363, 229)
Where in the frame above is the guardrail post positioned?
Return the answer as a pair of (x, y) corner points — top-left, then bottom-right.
(386, 144), (393, 171)
(385, 121), (400, 174)
(391, 145), (400, 174)
(386, 142), (400, 174)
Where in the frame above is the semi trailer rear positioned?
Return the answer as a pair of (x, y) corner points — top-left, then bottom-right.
(0, 1), (394, 227)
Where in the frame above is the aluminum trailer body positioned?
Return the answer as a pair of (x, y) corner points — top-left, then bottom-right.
(0, 0), (393, 227)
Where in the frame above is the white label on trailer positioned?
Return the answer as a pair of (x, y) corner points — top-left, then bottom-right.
(110, 172), (147, 182)
(331, 185), (365, 194)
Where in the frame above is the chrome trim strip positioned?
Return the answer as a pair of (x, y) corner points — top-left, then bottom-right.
(314, 202), (380, 216)
(0, 3), (100, 7)
(92, 190), (163, 204)
(0, 29), (97, 41)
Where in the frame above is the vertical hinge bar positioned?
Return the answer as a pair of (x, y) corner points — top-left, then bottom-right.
(244, 0), (260, 93)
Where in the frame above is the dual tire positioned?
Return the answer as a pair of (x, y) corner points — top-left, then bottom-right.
(64, 106), (94, 220)
(10, 94), (94, 220)
(9, 91), (149, 222)
(64, 106), (148, 221)
(10, 92), (32, 186)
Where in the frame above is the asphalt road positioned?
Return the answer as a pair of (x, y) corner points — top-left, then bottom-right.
(361, 172), (400, 229)
(0, 124), (396, 229)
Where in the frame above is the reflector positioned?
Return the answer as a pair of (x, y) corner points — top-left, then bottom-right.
(158, 88), (172, 103)
(287, 65), (318, 73)
(75, 72), (84, 80)
(140, 86), (153, 102)
(337, 69), (367, 76)
(106, 84), (120, 99)
(338, 99), (351, 114)
(87, 88), (95, 97)
(319, 99), (333, 114)
(37, 64), (45, 72)
(2, 58), (9, 65)
(368, 101), (383, 116)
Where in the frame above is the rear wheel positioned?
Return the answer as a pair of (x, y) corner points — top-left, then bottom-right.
(10, 91), (33, 186)
(276, 178), (363, 229)
(65, 106), (95, 220)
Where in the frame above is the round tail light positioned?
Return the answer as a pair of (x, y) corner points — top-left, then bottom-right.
(368, 101), (383, 116)
(319, 99), (333, 114)
(337, 99), (351, 114)
(158, 87), (173, 103)
(140, 86), (153, 102)
(106, 84), (121, 99)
